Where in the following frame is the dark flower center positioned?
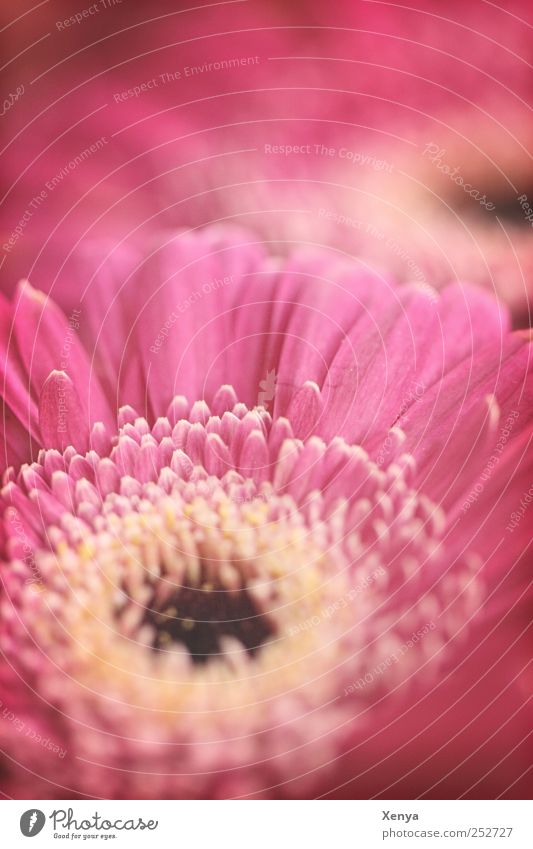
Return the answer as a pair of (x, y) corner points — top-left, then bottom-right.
(146, 583), (275, 664)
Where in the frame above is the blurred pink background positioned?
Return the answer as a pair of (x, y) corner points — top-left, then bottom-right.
(2, 0), (533, 322)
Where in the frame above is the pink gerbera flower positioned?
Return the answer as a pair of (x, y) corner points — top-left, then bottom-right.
(0, 227), (531, 799)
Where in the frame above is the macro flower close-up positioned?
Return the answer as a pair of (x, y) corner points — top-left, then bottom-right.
(0, 228), (531, 799)
(0, 0), (532, 812)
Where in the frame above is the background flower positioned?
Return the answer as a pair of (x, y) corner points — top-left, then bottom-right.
(1, 0), (533, 319)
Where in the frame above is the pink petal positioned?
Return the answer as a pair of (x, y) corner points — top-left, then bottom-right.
(38, 370), (90, 454)
(13, 280), (113, 430)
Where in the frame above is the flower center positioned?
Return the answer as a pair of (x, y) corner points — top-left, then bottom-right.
(25, 477), (335, 678)
(1, 391), (470, 715)
(146, 579), (275, 663)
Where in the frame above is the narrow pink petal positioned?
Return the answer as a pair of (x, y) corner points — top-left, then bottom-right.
(286, 381), (322, 440)
(204, 433), (231, 477)
(238, 430), (270, 483)
(95, 458), (120, 497)
(38, 370), (90, 454)
(134, 440), (159, 483)
(170, 449), (194, 479)
(13, 281), (113, 430)
(212, 385), (238, 416)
